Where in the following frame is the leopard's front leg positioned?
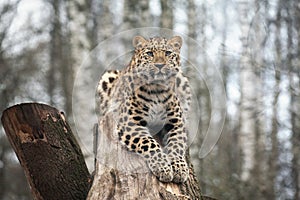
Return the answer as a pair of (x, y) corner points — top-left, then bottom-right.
(117, 103), (174, 182)
(164, 100), (189, 183)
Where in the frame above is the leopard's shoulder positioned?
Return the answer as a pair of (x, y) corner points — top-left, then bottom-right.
(175, 73), (191, 116)
(97, 70), (120, 115)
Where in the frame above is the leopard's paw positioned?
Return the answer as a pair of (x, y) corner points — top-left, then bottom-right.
(147, 153), (173, 182)
(170, 159), (189, 183)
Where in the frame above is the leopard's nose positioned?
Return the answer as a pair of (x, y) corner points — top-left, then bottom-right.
(155, 64), (165, 70)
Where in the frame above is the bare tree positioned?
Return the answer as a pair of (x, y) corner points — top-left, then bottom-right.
(265, 1), (282, 198)
(249, 1), (268, 197)
(289, 1), (300, 198)
(0, 1), (21, 113)
(160, 0), (173, 28)
(65, 0), (92, 114)
(65, 0), (94, 170)
(48, 0), (62, 106)
(0, 1), (33, 198)
(238, 0), (257, 182)
(122, 0), (151, 29)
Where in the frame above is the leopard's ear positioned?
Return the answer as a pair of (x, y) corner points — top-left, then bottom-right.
(133, 36), (147, 49)
(168, 36), (182, 51)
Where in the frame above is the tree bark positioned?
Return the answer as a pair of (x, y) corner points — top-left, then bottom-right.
(87, 112), (210, 200)
(238, 0), (257, 182)
(160, 0), (173, 29)
(1, 103), (214, 199)
(1, 103), (91, 200)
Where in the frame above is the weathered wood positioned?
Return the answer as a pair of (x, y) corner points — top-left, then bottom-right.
(1, 103), (91, 200)
(87, 112), (203, 200)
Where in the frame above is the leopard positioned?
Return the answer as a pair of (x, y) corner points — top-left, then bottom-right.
(97, 36), (191, 183)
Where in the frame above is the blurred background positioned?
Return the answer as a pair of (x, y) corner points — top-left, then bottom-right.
(0, 0), (299, 199)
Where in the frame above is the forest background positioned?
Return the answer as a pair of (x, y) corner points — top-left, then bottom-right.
(0, 0), (299, 199)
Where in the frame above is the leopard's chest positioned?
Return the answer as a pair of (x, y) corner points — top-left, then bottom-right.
(148, 100), (167, 119)
(136, 87), (174, 134)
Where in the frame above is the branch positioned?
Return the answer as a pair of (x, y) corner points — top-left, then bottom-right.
(1, 103), (91, 200)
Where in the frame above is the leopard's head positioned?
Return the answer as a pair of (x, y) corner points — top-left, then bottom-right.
(128, 36), (182, 87)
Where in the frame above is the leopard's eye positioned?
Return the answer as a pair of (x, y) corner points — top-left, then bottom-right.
(165, 51), (172, 56)
(146, 51), (154, 57)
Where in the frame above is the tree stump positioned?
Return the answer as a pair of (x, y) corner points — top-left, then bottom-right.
(87, 112), (203, 200)
(1, 103), (91, 200)
(2, 103), (215, 199)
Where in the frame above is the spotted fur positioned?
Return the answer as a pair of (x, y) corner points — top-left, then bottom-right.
(97, 36), (191, 183)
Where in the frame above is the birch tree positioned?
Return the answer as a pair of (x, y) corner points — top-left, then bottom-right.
(238, 0), (257, 182)
(160, 0), (173, 28)
(265, 1), (282, 198)
(290, 1), (300, 198)
(48, 0), (62, 106)
(66, 0), (92, 117)
(248, 1), (267, 196)
(122, 0), (151, 29)
(66, 0), (93, 170)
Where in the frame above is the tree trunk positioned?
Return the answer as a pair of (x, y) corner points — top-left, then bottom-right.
(1, 103), (214, 199)
(1, 103), (91, 200)
(48, 0), (61, 106)
(238, 0), (257, 182)
(160, 0), (173, 28)
(87, 112), (208, 200)
(266, 4), (282, 198)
